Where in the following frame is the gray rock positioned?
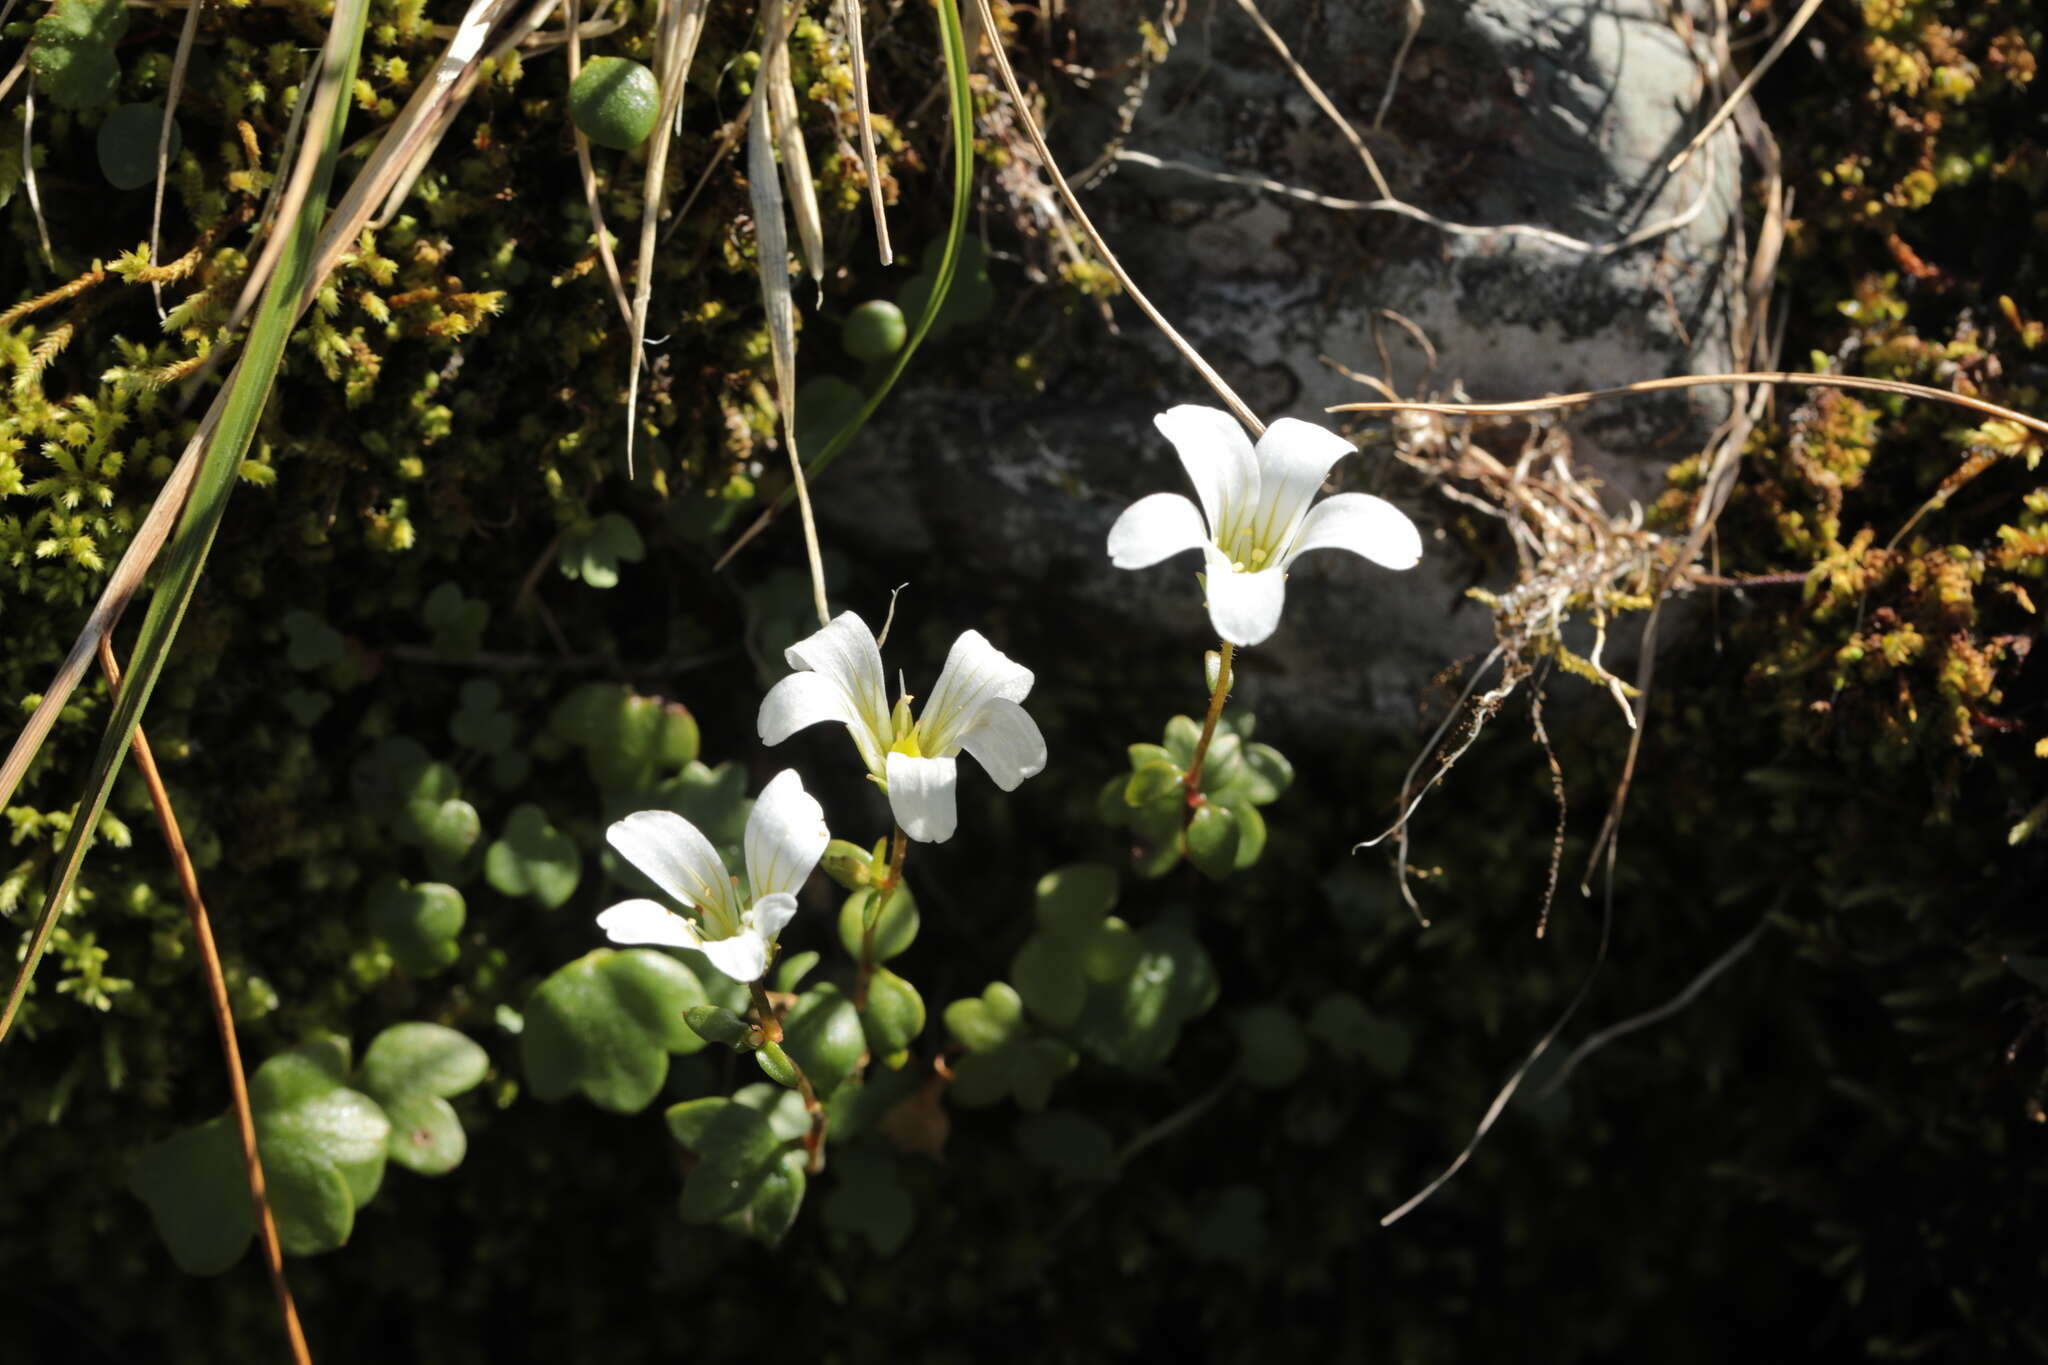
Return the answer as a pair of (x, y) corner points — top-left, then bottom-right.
(824, 0), (1746, 735)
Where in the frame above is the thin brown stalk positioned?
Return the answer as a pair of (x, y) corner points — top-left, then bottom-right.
(564, 0), (635, 330)
(98, 640), (312, 1365)
(1328, 371), (2048, 439)
(1371, 0), (1424, 130)
(1234, 0), (1392, 199)
(0, 266), (108, 329)
(842, 0), (893, 263)
(767, 17), (824, 282)
(1667, 0), (1822, 172)
(23, 81), (52, 267)
(150, 0), (206, 320)
(623, 0), (710, 474)
(752, 0), (831, 628)
(973, 0), (1262, 435)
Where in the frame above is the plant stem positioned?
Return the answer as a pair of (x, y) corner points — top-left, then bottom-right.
(748, 980), (827, 1172)
(98, 641), (312, 1365)
(1182, 641), (1236, 795)
(854, 826), (909, 1011)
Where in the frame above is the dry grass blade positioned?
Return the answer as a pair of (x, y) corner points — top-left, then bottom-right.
(1668, 0), (1822, 173)
(1536, 914), (1772, 1099)
(769, 15), (825, 284)
(564, 0), (634, 330)
(1, 0), (371, 1046)
(23, 81), (52, 267)
(0, 411), (212, 818)
(622, 0), (710, 474)
(0, 44), (29, 106)
(99, 640), (313, 1365)
(1328, 371), (2048, 438)
(973, 0), (1263, 436)
(1372, 0), (1424, 130)
(751, 0), (830, 629)
(1234, 0), (1392, 199)
(843, 0), (892, 264)
(150, 0), (206, 320)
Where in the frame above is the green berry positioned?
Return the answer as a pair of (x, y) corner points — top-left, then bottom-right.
(842, 300), (908, 362)
(97, 103), (180, 191)
(569, 58), (660, 151)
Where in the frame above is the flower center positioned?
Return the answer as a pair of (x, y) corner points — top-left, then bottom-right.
(1225, 534), (1274, 574)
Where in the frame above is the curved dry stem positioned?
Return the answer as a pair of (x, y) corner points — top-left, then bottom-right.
(1329, 371), (2048, 437)
(973, 0), (1262, 436)
(100, 641), (312, 1365)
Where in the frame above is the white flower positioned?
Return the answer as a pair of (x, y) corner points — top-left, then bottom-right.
(757, 612), (1047, 844)
(595, 768), (828, 983)
(1106, 405), (1424, 646)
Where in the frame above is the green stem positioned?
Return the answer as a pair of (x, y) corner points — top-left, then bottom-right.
(749, 980), (827, 1172)
(1182, 641), (1235, 796)
(854, 826), (909, 1011)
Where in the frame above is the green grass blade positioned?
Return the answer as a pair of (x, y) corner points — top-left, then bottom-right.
(0, 0), (372, 1047)
(715, 0), (974, 567)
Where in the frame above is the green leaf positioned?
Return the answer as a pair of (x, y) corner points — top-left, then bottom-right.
(821, 1144), (914, 1256)
(820, 839), (876, 890)
(1011, 934), (1087, 1029)
(359, 1022), (488, 1100)
(755, 1040), (801, 1088)
(375, 1091), (466, 1176)
(1196, 733), (1245, 794)
(721, 1151), (807, 1247)
(1124, 760), (1184, 807)
(1010, 1038), (1077, 1111)
(944, 982), (1025, 1053)
(858, 968), (926, 1059)
(1231, 1005), (1309, 1089)
(366, 878), (464, 977)
(258, 1137), (358, 1258)
(666, 1099), (785, 1223)
(685, 1004), (753, 1048)
(1128, 798), (1185, 879)
(450, 678), (514, 753)
(1234, 743), (1294, 805)
(1073, 919), (1219, 1071)
(1185, 803), (1241, 881)
(1033, 863), (1118, 937)
(793, 375), (866, 455)
(30, 0), (130, 110)
(483, 804), (582, 909)
(129, 1116), (255, 1275)
(773, 950), (820, 993)
(781, 985), (863, 1100)
(245, 1042), (390, 1252)
(1307, 993), (1413, 1078)
(837, 885), (920, 963)
(1229, 802), (1268, 869)
(732, 1082), (811, 1142)
(520, 949), (707, 1113)
(558, 513), (646, 589)
(1081, 917), (1142, 984)
(1015, 1109), (1116, 1182)
(1162, 715), (1202, 768)
(422, 582), (488, 655)
(1127, 742), (1174, 771)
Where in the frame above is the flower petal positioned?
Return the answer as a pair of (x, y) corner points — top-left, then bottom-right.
(1245, 417), (1355, 552)
(777, 611), (891, 767)
(746, 891), (801, 944)
(885, 752), (959, 843)
(1202, 546), (1290, 647)
(744, 769), (829, 902)
(957, 697), (1047, 792)
(916, 630), (1033, 754)
(1107, 492), (1211, 570)
(758, 672), (884, 773)
(1284, 491), (1424, 571)
(605, 810), (738, 929)
(596, 898), (704, 950)
(1154, 405), (1257, 537)
(695, 928), (772, 984)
